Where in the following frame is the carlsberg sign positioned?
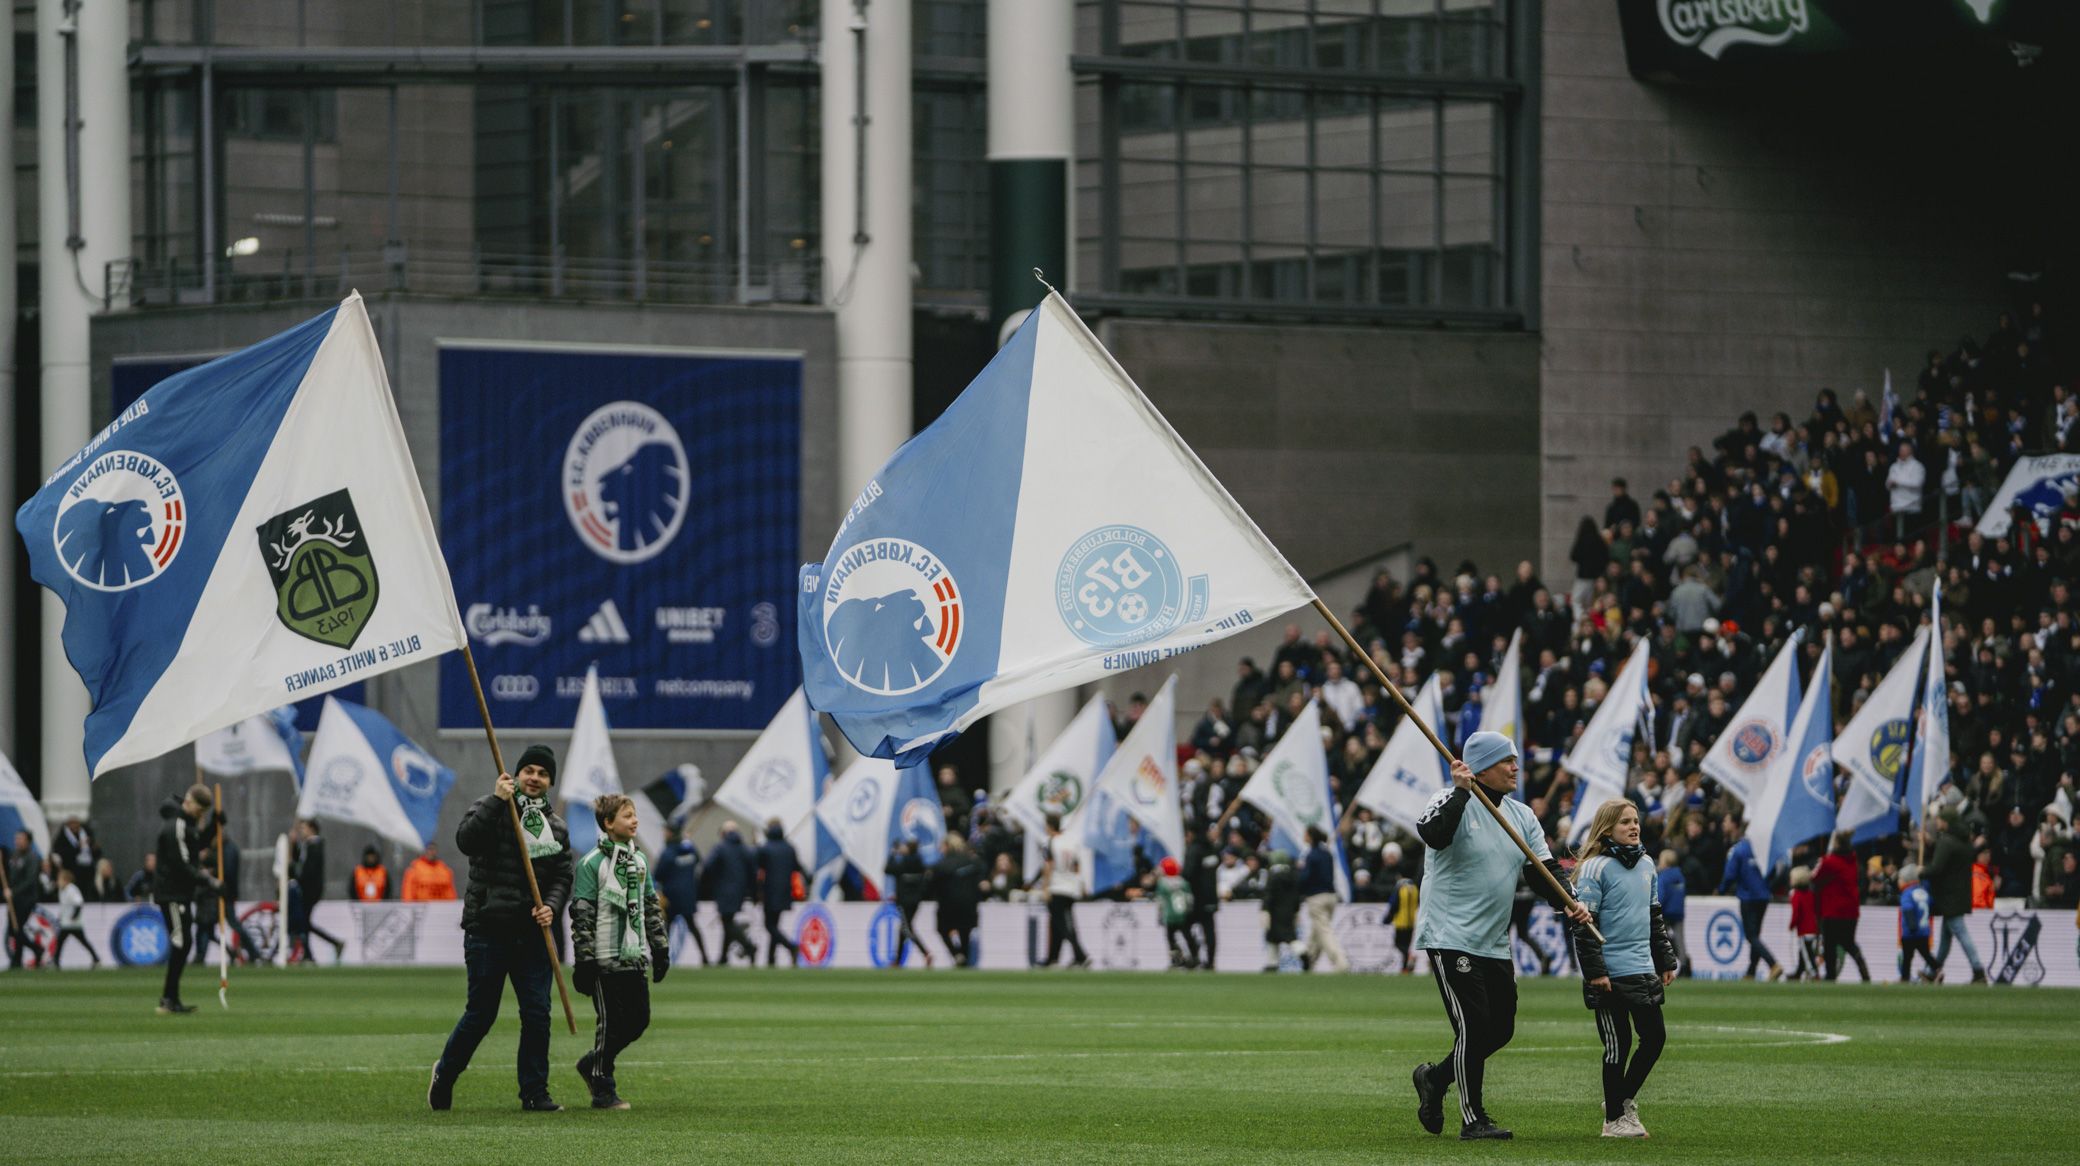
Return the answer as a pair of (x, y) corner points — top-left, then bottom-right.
(1659, 0), (1809, 60)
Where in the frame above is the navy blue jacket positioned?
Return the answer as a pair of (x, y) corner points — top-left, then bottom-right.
(701, 831), (757, 915)
(1718, 837), (1771, 902)
(1657, 864), (1687, 919)
(756, 826), (802, 910)
(1300, 844), (1337, 897)
(655, 840), (702, 915)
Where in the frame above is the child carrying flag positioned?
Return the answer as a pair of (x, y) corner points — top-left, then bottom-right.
(571, 795), (669, 1110)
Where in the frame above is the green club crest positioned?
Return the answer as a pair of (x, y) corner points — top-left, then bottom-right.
(1038, 771), (1084, 817)
(257, 489), (380, 649)
(1271, 761), (1325, 829)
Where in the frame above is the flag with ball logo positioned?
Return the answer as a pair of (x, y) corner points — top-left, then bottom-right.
(297, 696), (457, 849)
(15, 293), (466, 779)
(796, 292), (1314, 764)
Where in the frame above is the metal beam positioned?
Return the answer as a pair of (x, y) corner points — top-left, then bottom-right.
(130, 43), (817, 87)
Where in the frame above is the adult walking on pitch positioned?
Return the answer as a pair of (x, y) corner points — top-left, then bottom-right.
(1717, 817), (1784, 981)
(755, 818), (804, 967)
(1409, 731), (1591, 1141)
(429, 746), (573, 1113)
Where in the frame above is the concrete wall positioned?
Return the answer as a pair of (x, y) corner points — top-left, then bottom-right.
(1537, 0), (2017, 581)
(84, 295), (836, 896)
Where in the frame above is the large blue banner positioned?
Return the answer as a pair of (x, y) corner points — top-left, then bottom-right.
(437, 344), (801, 731)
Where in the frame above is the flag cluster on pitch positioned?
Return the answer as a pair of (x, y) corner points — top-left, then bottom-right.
(797, 292), (1314, 763)
(14, 294), (465, 779)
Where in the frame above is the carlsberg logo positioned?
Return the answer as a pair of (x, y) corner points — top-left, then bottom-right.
(1658, 0), (1809, 60)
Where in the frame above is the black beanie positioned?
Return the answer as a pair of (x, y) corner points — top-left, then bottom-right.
(514, 744), (557, 781)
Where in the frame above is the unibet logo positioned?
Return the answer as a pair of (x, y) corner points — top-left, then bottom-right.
(257, 489), (379, 649)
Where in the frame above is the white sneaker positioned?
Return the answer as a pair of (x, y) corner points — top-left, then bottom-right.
(1601, 1116), (1629, 1137)
(1622, 1099), (1650, 1137)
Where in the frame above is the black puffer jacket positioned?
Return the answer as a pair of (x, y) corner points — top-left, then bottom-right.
(456, 794), (573, 934)
(152, 800), (210, 905)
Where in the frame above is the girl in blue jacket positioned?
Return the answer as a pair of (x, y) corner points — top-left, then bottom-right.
(1571, 799), (1679, 1139)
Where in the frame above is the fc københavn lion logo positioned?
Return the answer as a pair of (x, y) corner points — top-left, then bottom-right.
(820, 538), (963, 696)
(51, 450), (187, 591)
(257, 489), (380, 649)
(563, 401), (689, 565)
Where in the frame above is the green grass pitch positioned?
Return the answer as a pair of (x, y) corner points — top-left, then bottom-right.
(2, 967), (2073, 1163)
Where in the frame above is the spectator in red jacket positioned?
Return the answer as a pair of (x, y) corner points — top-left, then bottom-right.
(1787, 866), (1821, 981)
(1813, 834), (1870, 982)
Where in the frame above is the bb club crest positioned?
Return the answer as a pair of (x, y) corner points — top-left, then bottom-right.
(1055, 525), (1209, 648)
(51, 449), (187, 591)
(1867, 718), (1913, 781)
(563, 401), (689, 565)
(258, 489), (379, 649)
(820, 538), (962, 696)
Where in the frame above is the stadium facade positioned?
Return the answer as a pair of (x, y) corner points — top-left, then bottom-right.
(2, 0), (2066, 887)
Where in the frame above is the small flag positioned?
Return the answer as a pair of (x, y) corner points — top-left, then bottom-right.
(636, 764), (706, 836)
(797, 293), (1313, 765)
(1700, 631), (1803, 804)
(1351, 674), (1449, 834)
(888, 763), (946, 866)
(15, 294), (465, 779)
(1565, 638), (1652, 844)
(1904, 582), (1948, 831)
(1236, 700), (1351, 901)
(0, 750), (51, 858)
(1081, 676), (1182, 894)
(1835, 625), (1929, 843)
(195, 706), (306, 781)
(999, 693), (1116, 860)
(561, 664), (626, 853)
(297, 696), (456, 849)
(815, 756), (903, 896)
(1972, 453), (2080, 538)
(1484, 631), (1525, 797)
(711, 688), (830, 868)
(1746, 643), (1837, 873)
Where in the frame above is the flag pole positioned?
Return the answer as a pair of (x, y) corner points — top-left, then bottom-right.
(459, 643), (578, 1035)
(215, 782), (230, 1008)
(0, 843), (17, 938)
(1310, 598), (1600, 943)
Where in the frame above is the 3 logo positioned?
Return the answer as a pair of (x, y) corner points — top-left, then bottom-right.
(51, 450), (187, 591)
(1055, 526), (1208, 648)
(563, 401), (690, 565)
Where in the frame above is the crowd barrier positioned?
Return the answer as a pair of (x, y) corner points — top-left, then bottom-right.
(17, 895), (2077, 986)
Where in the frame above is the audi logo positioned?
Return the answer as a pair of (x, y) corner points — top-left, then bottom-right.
(490, 674), (540, 700)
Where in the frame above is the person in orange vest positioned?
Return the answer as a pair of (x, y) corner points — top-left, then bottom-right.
(401, 843), (458, 902)
(352, 846), (390, 902)
(1970, 846), (1997, 911)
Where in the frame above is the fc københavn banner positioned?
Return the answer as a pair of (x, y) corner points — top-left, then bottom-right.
(437, 344), (802, 731)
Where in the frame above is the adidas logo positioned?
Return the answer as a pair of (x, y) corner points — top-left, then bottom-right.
(577, 599), (632, 644)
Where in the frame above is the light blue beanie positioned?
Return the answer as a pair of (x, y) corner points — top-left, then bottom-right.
(1462, 731), (1518, 775)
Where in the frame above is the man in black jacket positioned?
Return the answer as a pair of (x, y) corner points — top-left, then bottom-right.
(1184, 823), (1222, 972)
(885, 839), (934, 969)
(931, 834), (985, 967)
(700, 822), (759, 965)
(288, 819), (344, 963)
(430, 745), (574, 1112)
(7, 829), (45, 970)
(755, 819), (803, 967)
(152, 786), (216, 1013)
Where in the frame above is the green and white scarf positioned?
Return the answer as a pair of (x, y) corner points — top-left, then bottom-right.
(515, 794), (563, 859)
(595, 839), (649, 960)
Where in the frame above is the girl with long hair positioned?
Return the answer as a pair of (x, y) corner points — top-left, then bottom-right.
(1571, 799), (1679, 1138)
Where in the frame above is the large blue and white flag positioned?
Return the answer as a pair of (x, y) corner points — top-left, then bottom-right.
(1082, 676), (1183, 894)
(296, 696), (457, 850)
(15, 294), (465, 779)
(1000, 693), (1115, 840)
(0, 750), (50, 858)
(1351, 674), (1448, 833)
(1747, 642), (1836, 874)
(713, 688), (830, 870)
(888, 762), (947, 867)
(194, 706), (306, 781)
(1903, 584), (1948, 832)
(1700, 630), (1803, 804)
(1974, 453), (2080, 538)
(796, 293), (1314, 764)
(1835, 625), (1929, 843)
(561, 665), (626, 853)
(1565, 637), (1652, 844)
(815, 756), (902, 897)
(1237, 700), (1352, 901)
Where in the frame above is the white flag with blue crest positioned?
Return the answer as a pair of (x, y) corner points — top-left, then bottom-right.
(1699, 630), (1803, 804)
(816, 756), (901, 897)
(1081, 676), (1183, 894)
(1835, 625), (1928, 843)
(561, 664), (627, 853)
(713, 688), (831, 871)
(1746, 643), (1837, 874)
(14, 294), (465, 779)
(1237, 700), (1351, 900)
(296, 696), (456, 850)
(194, 706), (307, 781)
(1903, 583), (1948, 831)
(796, 292), (1314, 764)
(1565, 637), (1652, 844)
(0, 750), (50, 858)
(1001, 693), (1116, 840)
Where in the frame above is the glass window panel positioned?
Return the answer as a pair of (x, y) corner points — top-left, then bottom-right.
(1117, 159), (1183, 243)
(1315, 170), (1370, 250)
(1117, 2), (1182, 57)
(1376, 99), (1435, 171)
(1441, 101), (1496, 176)
(1440, 246), (1495, 307)
(1248, 166), (1307, 246)
(1182, 4), (1246, 51)
(1184, 164), (1245, 244)
(1314, 98), (1371, 169)
(1183, 241), (1244, 297)
(1378, 171), (1435, 251)
(1120, 81), (1179, 141)
(1442, 174), (1496, 246)
(1248, 99), (1307, 167)
(1440, 16), (1496, 77)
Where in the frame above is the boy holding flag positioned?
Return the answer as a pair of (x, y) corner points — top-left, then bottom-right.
(570, 794), (668, 1110)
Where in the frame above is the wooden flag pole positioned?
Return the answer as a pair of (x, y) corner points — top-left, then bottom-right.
(215, 782), (230, 1007)
(0, 843), (17, 936)
(459, 643), (578, 1035)
(1309, 598), (1601, 943)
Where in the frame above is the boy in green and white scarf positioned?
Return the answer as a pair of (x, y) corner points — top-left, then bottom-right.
(569, 794), (667, 1110)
